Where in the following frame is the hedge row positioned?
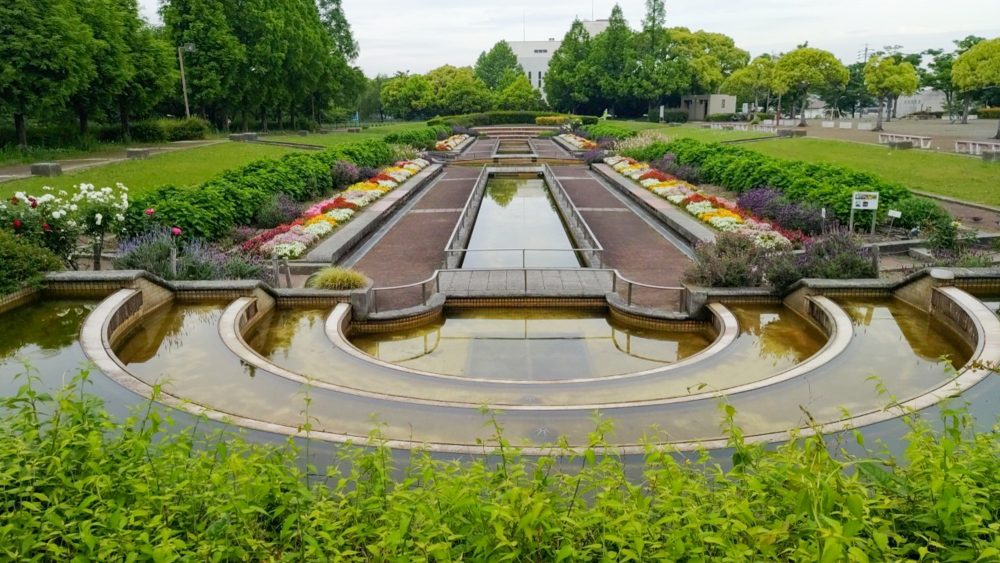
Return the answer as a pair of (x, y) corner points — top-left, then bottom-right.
(428, 111), (599, 127)
(581, 122), (638, 140)
(128, 139), (395, 240)
(649, 109), (689, 123)
(383, 125), (450, 149)
(128, 118), (211, 143)
(977, 107), (1000, 119)
(622, 138), (946, 228)
(0, 118), (210, 148)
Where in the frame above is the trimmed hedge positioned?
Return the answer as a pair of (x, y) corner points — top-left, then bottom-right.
(430, 111), (599, 127)
(977, 107), (1000, 119)
(0, 232), (63, 295)
(536, 116), (575, 126)
(128, 139), (396, 240)
(663, 109), (689, 123)
(626, 138), (942, 228)
(581, 122), (637, 141)
(384, 125), (450, 149)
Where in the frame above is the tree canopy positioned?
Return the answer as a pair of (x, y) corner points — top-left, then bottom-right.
(475, 41), (524, 90)
(774, 47), (849, 124)
(864, 55), (919, 130)
(953, 38), (1000, 137)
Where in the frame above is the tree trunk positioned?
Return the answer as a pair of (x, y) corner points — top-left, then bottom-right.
(798, 96), (807, 127)
(78, 108), (89, 136)
(961, 94), (971, 125)
(994, 117), (1000, 140)
(891, 95), (899, 119)
(885, 98), (893, 123)
(874, 96), (885, 132)
(119, 106), (131, 143)
(14, 114), (27, 148)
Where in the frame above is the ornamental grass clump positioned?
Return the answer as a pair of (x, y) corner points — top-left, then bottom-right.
(307, 266), (369, 290)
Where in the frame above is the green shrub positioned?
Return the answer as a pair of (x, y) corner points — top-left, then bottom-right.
(892, 196), (951, 229)
(707, 113), (737, 122)
(129, 121), (167, 143)
(307, 266), (369, 290)
(663, 109), (688, 123)
(0, 232), (62, 295)
(434, 111), (599, 127)
(4, 375), (998, 560)
(976, 107), (1000, 119)
(536, 115), (574, 126)
(581, 122), (637, 140)
(663, 138), (921, 223)
(384, 126), (449, 149)
(163, 117), (210, 141)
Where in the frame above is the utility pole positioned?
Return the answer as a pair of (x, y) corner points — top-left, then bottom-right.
(178, 43), (196, 119)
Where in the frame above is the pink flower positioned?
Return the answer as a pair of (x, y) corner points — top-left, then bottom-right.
(144, 208), (155, 217)
(170, 227), (182, 237)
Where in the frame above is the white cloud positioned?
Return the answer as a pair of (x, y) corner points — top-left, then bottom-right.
(139, 0), (999, 76)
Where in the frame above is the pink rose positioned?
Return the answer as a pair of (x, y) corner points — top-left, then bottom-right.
(145, 208), (155, 217)
(171, 227), (182, 237)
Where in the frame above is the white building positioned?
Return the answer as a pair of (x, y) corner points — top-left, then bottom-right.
(895, 88), (947, 117)
(679, 95), (737, 121)
(508, 19), (610, 92)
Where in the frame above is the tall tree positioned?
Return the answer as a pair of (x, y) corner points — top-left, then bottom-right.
(69, 0), (131, 136)
(631, 0), (690, 118)
(668, 28), (749, 95)
(316, 0), (358, 61)
(380, 73), (432, 119)
(114, 1), (176, 138)
(161, 0), (245, 127)
(588, 5), (634, 114)
(0, 0), (95, 147)
(953, 38), (1000, 138)
(357, 75), (388, 121)
(774, 47), (849, 126)
(722, 55), (775, 114)
(475, 41), (524, 90)
(864, 55), (919, 131)
(544, 20), (593, 113)
(423, 65), (492, 115)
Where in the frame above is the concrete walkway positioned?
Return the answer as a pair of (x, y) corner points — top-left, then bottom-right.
(0, 139), (227, 183)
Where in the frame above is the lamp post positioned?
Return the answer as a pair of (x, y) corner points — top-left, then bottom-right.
(177, 43), (195, 119)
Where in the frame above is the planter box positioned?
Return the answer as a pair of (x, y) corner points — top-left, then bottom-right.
(30, 162), (62, 177)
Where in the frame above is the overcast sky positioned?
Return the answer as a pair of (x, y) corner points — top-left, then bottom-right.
(139, 0), (1000, 76)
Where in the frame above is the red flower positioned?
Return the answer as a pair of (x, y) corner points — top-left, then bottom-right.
(42, 223), (52, 232)
(12, 219), (23, 230)
(639, 170), (674, 182)
(29, 198), (38, 209)
(9, 197), (18, 205)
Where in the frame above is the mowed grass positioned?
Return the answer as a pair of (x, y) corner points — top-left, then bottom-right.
(743, 138), (1000, 206)
(265, 122), (423, 148)
(613, 120), (766, 142)
(0, 142), (301, 198)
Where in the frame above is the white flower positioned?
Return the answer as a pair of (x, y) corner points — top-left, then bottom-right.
(94, 213), (103, 226)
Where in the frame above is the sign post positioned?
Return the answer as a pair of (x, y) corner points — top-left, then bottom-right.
(850, 192), (880, 234)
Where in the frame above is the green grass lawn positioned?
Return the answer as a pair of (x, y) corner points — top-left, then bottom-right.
(0, 142), (299, 198)
(264, 122), (422, 148)
(612, 120), (766, 142)
(743, 138), (1000, 206)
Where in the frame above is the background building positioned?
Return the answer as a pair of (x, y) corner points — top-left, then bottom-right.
(679, 94), (737, 121)
(895, 88), (948, 117)
(508, 19), (610, 93)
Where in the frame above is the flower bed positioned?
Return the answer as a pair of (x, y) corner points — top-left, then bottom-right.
(557, 133), (597, 150)
(242, 158), (430, 258)
(604, 155), (806, 248)
(433, 135), (470, 151)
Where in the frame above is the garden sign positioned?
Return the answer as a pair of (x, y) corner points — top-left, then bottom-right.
(850, 191), (879, 234)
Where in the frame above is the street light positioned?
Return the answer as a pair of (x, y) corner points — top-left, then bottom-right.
(177, 43), (196, 119)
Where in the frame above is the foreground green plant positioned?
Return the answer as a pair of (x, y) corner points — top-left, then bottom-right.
(307, 266), (369, 290)
(1, 372), (998, 560)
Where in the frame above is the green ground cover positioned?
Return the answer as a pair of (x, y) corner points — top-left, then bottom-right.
(742, 138), (1000, 206)
(0, 142), (299, 198)
(613, 120), (765, 142)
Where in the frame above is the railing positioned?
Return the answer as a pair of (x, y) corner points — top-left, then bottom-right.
(442, 166), (490, 269)
(611, 273), (687, 312)
(370, 267), (687, 314)
(443, 248), (590, 269)
(543, 164), (605, 268)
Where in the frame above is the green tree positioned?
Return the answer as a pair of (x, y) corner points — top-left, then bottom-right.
(864, 55), (919, 131)
(358, 75), (388, 121)
(317, 0), (358, 61)
(475, 41), (524, 90)
(381, 73), (431, 119)
(69, 0), (130, 137)
(0, 0), (95, 147)
(953, 37), (1000, 138)
(668, 28), (748, 95)
(722, 55), (775, 114)
(588, 5), (635, 115)
(630, 0), (691, 118)
(423, 66), (492, 115)
(115, 7), (176, 138)
(774, 47), (849, 126)
(495, 74), (545, 110)
(161, 0), (245, 128)
(544, 19), (593, 113)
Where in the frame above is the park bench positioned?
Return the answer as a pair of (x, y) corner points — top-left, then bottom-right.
(955, 139), (1000, 155)
(878, 132), (932, 149)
